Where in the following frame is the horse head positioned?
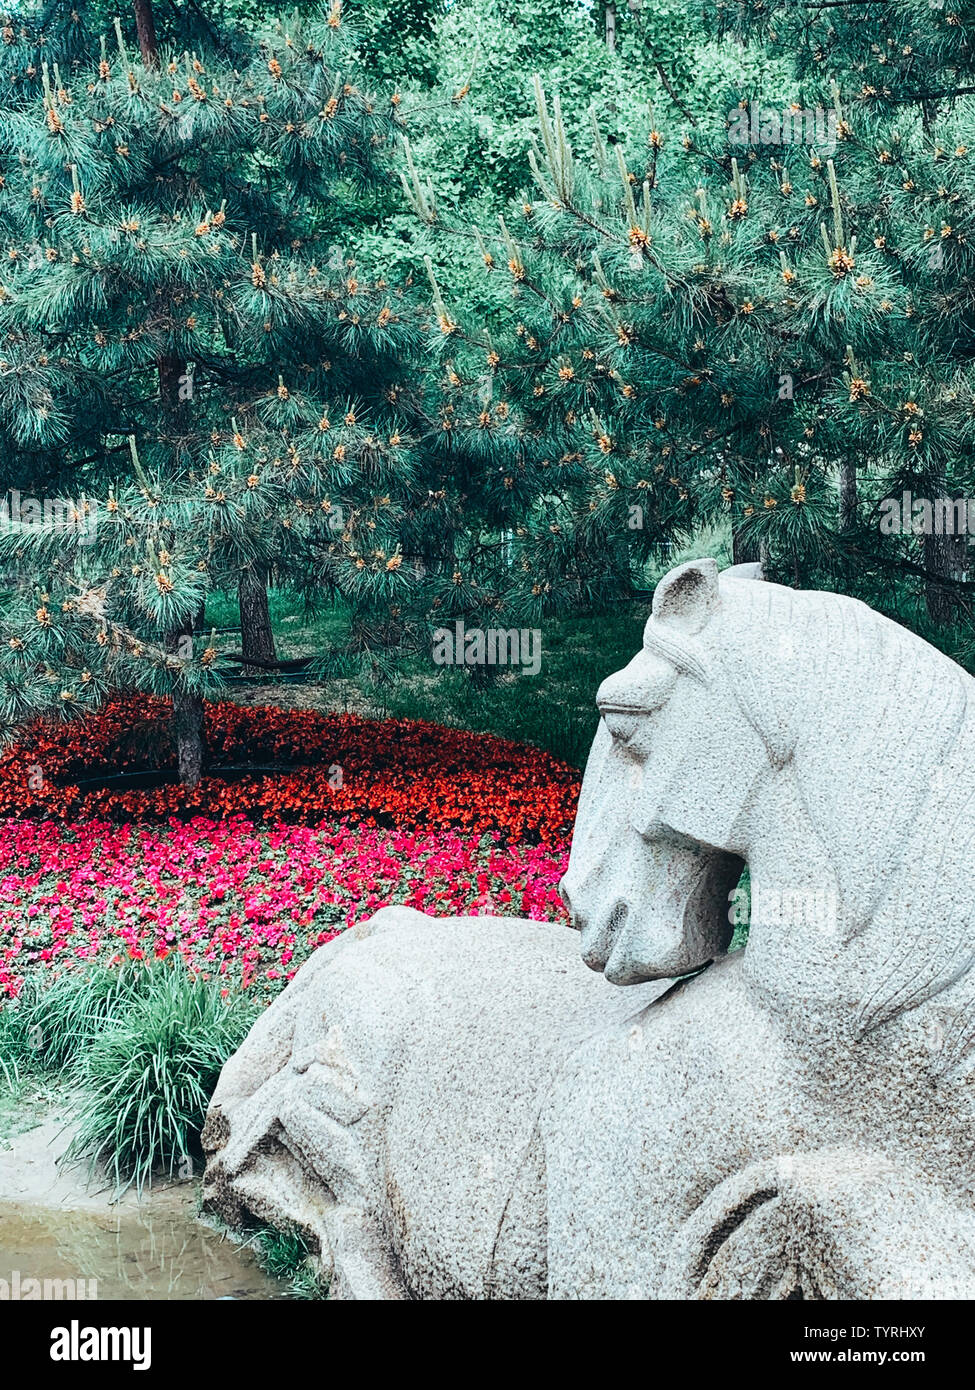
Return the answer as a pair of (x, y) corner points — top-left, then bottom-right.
(560, 559), (758, 983)
(561, 554), (975, 1080)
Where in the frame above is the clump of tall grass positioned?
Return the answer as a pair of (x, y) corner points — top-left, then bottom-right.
(0, 961), (254, 1200)
(0, 960), (258, 1195)
(26, 958), (159, 1072)
(54, 960), (259, 1195)
(247, 1225), (328, 1300)
(0, 981), (39, 1087)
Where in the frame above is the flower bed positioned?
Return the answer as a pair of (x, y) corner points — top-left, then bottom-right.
(0, 817), (570, 1001)
(0, 699), (581, 1002)
(0, 697), (579, 844)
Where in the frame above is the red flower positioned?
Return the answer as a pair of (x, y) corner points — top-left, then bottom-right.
(0, 696), (579, 843)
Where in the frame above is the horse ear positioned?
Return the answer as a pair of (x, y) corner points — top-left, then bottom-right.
(722, 561), (763, 582)
(652, 559), (721, 635)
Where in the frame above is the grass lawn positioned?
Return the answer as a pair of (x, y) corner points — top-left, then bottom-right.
(207, 594), (643, 769)
(206, 528), (733, 769)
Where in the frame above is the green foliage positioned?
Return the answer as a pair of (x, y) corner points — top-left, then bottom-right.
(0, 956), (257, 1193)
(657, 0), (975, 641)
(64, 959), (259, 1194)
(246, 1223), (328, 1298)
(342, 0), (441, 88)
(347, 0), (786, 313)
(3, 3), (687, 761)
(4, 0), (974, 753)
(400, 27), (975, 656)
(0, 3), (440, 748)
(0, 985), (35, 1086)
(23, 957), (158, 1070)
(709, 0), (975, 111)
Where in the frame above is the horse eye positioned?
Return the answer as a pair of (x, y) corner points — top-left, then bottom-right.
(601, 710), (643, 746)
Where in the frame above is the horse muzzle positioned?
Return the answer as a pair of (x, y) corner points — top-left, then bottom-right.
(561, 842), (742, 984)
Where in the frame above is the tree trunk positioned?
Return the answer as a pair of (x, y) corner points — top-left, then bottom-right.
(132, 0), (160, 66)
(839, 459), (857, 530)
(158, 353), (188, 420)
(604, 1), (617, 51)
(173, 685), (205, 787)
(165, 613), (206, 788)
(133, 0), (202, 782)
(157, 348), (197, 782)
(156, 288), (200, 781)
(924, 525), (969, 628)
(238, 564), (275, 673)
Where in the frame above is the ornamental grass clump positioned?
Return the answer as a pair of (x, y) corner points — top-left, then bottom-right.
(65, 959), (259, 1195)
(26, 957), (157, 1071)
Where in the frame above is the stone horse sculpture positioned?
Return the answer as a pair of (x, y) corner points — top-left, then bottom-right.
(203, 559), (975, 1299)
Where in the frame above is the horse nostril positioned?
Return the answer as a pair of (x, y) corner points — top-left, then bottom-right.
(580, 898), (629, 970)
(607, 900), (628, 939)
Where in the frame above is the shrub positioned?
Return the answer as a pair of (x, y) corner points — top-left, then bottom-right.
(66, 960), (259, 1195)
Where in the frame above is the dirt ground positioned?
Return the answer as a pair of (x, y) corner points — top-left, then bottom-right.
(0, 1106), (192, 1215)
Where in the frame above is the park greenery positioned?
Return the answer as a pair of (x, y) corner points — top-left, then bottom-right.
(1, 0), (975, 1219)
(2, 0), (975, 785)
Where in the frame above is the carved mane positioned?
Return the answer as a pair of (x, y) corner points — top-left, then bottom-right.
(642, 571), (975, 1061)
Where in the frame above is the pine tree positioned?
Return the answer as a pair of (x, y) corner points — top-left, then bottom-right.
(0, 0), (432, 780)
(403, 80), (802, 616)
(409, 4), (975, 663)
(697, 0), (975, 640)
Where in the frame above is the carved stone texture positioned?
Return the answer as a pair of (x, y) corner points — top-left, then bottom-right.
(203, 559), (975, 1299)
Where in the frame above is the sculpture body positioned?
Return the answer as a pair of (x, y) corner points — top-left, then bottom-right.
(203, 560), (975, 1299)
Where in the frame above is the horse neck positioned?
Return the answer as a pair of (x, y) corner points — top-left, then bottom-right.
(735, 762), (851, 1017)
